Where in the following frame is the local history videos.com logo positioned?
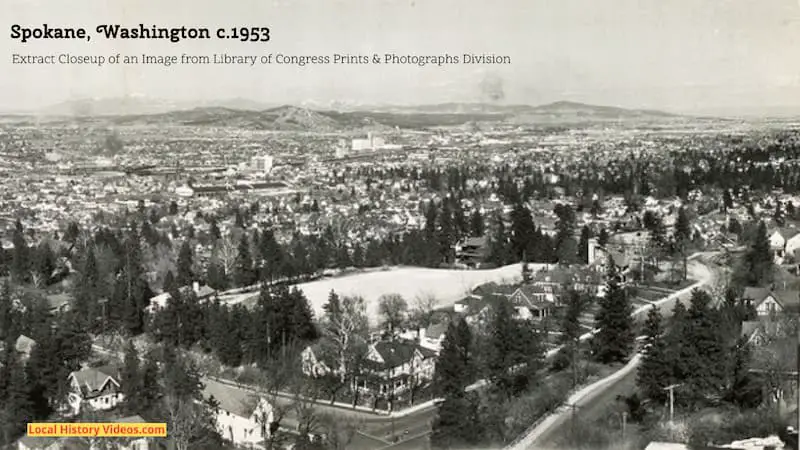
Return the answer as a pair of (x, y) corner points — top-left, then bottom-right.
(27, 422), (167, 438)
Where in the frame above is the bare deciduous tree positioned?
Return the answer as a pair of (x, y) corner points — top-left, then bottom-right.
(215, 236), (239, 282)
(411, 292), (439, 330)
(378, 293), (408, 338)
(164, 394), (216, 450)
(323, 295), (369, 384)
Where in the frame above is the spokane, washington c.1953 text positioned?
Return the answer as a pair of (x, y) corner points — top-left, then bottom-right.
(9, 24), (271, 43)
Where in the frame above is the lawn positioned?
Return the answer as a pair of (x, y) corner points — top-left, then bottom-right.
(218, 263), (534, 323)
(293, 263), (533, 324)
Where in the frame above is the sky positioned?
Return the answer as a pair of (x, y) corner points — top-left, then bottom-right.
(1, 0), (799, 115)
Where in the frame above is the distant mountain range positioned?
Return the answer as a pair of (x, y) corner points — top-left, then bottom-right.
(2, 97), (712, 130)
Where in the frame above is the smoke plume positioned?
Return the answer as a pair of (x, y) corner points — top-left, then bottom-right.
(479, 73), (505, 103)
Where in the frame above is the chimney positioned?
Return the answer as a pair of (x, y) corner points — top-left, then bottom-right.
(193, 281), (200, 294)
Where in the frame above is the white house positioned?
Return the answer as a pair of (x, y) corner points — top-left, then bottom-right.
(147, 282), (216, 312)
(302, 340), (436, 398)
(769, 227), (800, 263)
(418, 323), (448, 354)
(203, 378), (274, 449)
(66, 365), (124, 416)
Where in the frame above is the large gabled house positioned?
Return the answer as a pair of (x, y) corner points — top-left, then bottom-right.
(455, 279), (567, 324)
(202, 378), (274, 449)
(66, 365), (124, 416)
(507, 285), (557, 319)
(742, 286), (800, 317)
(301, 339), (436, 398)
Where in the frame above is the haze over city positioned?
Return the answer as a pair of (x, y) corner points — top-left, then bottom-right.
(2, 0), (799, 116)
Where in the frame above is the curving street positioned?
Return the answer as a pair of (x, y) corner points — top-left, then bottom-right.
(508, 253), (723, 450)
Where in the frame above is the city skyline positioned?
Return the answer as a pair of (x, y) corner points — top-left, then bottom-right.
(2, 0), (799, 116)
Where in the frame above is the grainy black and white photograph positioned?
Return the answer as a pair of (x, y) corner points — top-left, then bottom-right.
(1, 0), (799, 449)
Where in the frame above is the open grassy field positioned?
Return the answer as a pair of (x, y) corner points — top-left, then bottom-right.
(219, 263), (539, 324)
(295, 263), (534, 323)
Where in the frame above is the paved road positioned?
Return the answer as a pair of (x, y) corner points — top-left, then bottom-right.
(510, 253), (722, 450)
(534, 362), (639, 449)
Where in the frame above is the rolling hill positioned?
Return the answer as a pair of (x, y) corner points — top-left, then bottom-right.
(15, 99), (695, 130)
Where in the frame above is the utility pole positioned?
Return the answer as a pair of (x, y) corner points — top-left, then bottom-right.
(796, 312), (800, 436)
(621, 411), (628, 440)
(663, 384), (680, 424)
(566, 402), (580, 445)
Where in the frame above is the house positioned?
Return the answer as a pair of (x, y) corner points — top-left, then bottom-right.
(44, 293), (73, 315)
(749, 333), (797, 408)
(418, 322), (448, 354)
(110, 415), (160, 450)
(15, 334), (36, 362)
(302, 339), (437, 398)
(508, 285), (557, 319)
(66, 365), (124, 415)
(16, 436), (65, 450)
(741, 320), (786, 346)
(769, 227), (800, 263)
(202, 378), (274, 449)
(454, 236), (490, 268)
(644, 444), (690, 450)
(147, 282), (216, 312)
(362, 340), (437, 397)
(301, 342), (331, 378)
(742, 287), (800, 317)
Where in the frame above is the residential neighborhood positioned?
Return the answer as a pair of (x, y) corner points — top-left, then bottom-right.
(1, 3), (800, 448)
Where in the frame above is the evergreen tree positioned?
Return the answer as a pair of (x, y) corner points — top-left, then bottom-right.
(741, 220), (773, 286)
(722, 189), (734, 211)
(487, 212), (512, 266)
(176, 240), (194, 287)
(1, 351), (33, 444)
(486, 298), (544, 398)
(121, 341), (142, 413)
(139, 353), (162, 414)
(469, 209), (485, 237)
(234, 234), (256, 287)
(637, 306), (671, 402)
(0, 281), (15, 341)
(73, 248), (99, 331)
(11, 220), (29, 283)
(115, 232), (151, 336)
(663, 301), (690, 386)
(209, 218), (221, 241)
(433, 318), (473, 398)
(510, 203), (535, 261)
(554, 204), (578, 265)
(598, 228), (610, 248)
(431, 392), (484, 450)
(323, 290), (341, 320)
(592, 258), (635, 364)
(25, 332), (65, 418)
(555, 290), (589, 387)
(673, 207), (693, 280)
(32, 242), (55, 286)
(682, 290), (728, 406)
